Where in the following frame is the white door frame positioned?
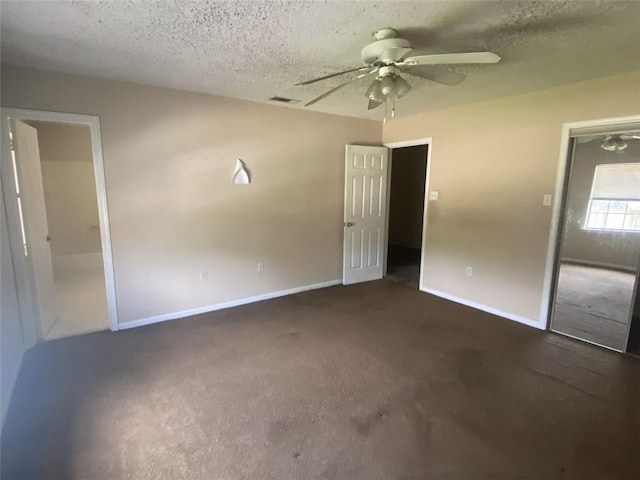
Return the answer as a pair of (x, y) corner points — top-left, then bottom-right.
(383, 137), (433, 291)
(540, 113), (640, 330)
(1, 107), (118, 344)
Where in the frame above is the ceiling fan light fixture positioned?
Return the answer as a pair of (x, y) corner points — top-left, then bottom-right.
(379, 75), (395, 97)
(365, 79), (385, 103)
(601, 135), (628, 152)
(393, 75), (411, 98)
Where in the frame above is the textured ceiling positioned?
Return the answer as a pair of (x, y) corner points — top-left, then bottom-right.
(2, 1), (640, 120)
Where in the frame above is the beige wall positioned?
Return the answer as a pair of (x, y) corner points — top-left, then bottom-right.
(388, 145), (427, 249)
(383, 72), (640, 325)
(561, 139), (640, 270)
(1, 65), (381, 325)
(28, 121), (93, 164)
(1, 182), (25, 425)
(29, 121), (102, 256)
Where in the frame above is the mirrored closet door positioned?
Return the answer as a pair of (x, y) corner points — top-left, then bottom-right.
(551, 130), (640, 352)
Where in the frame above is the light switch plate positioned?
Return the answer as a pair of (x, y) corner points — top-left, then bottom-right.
(429, 191), (439, 201)
(543, 194), (552, 206)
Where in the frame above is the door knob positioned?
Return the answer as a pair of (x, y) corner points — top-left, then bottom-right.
(345, 221), (355, 227)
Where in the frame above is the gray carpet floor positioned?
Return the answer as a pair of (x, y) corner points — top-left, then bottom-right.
(2, 280), (639, 480)
(385, 244), (420, 289)
(552, 263), (636, 351)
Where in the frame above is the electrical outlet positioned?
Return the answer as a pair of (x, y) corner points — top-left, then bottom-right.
(543, 194), (553, 206)
(429, 191), (439, 201)
(199, 270), (208, 281)
(465, 266), (473, 276)
(257, 262), (264, 272)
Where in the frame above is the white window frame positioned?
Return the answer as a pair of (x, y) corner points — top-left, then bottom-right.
(584, 163), (640, 233)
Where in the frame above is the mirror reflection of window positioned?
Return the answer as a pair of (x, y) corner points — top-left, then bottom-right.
(585, 163), (640, 231)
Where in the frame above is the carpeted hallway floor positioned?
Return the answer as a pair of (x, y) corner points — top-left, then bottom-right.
(385, 244), (421, 289)
(2, 280), (639, 480)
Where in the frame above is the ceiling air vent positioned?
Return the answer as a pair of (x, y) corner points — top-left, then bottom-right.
(269, 96), (299, 104)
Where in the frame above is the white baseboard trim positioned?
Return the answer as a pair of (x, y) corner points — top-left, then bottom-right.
(1, 344), (25, 428)
(420, 287), (545, 330)
(119, 279), (343, 330)
(562, 258), (636, 273)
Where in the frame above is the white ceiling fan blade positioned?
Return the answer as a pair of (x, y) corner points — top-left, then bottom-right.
(404, 67), (466, 86)
(403, 51), (501, 66)
(575, 136), (598, 144)
(295, 66), (370, 86)
(577, 134), (640, 144)
(304, 69), (378, 107)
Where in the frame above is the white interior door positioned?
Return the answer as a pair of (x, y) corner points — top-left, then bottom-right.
(11, 119), (57, 337)
(343, 145), (389, 284)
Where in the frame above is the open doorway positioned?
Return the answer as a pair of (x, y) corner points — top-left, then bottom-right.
(386, 144), (429, 289)
(27, 120), (108, 339)
(1, 109), (117, 344)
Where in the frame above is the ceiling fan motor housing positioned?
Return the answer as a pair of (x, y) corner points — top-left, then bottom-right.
(361, 37), (412, 65)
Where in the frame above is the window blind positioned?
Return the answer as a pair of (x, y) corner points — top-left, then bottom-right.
(591, 163), (640, 200)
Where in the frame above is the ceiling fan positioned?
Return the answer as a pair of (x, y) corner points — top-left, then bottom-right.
(600, 134), (640, 152)
(577, 133), (640, 152)
(295, 27), (502, 120)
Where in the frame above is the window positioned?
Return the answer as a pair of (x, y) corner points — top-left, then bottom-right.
(585, 163), (640, 232)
